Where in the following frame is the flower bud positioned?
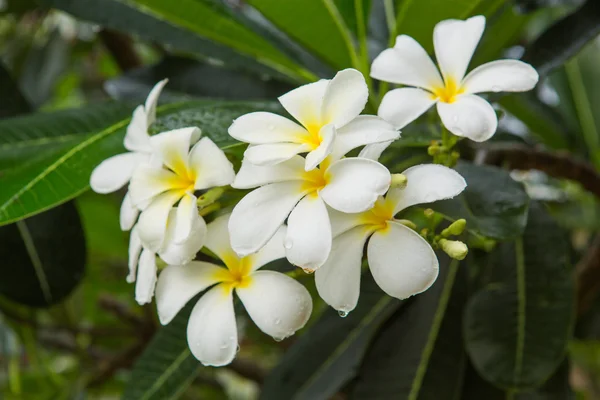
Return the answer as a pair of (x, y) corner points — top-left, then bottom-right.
(197, 187), (225, 207)
(441, 219), (466, 237)
(438, 239), (468, 260)
(390, 173), (407, 189)
(396, 219), (417, 230)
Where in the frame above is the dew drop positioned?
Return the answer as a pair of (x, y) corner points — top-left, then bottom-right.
(491, 85), (502, 92)
(302, 268), (315, 274)
(236, 344), (241, 353)
(284, 238), (294, 249)
(274, 317), (281, 325)
(338, 310), (348, 318)
(220, 343), (229, 349)
(274, 337), (283, 342)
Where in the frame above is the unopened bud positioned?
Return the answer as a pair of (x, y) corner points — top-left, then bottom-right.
(197, 187), (225, 207)
(438, 239), (468, 260)
(427, 143), (441, 156)
(396, 219), (417, 230)
(441, 219), (466, 237)
(423, 208), (435, 218)
(391, 173), (407, 189)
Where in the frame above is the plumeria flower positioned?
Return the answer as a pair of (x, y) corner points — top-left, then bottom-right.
(155, 214), (312, 366)
(315, 163), (466, 314)
(90, 79), (168, 230)
(126, 205), (207, 304)
(128, 127), (235, 259)
(229, 155), (391, 272)
(229, 68), (398, 171)
(371, 15), (539, 141)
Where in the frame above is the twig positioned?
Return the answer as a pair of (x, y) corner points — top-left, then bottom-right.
(98, 294), (146, 328)
(576, 235), (600, 316)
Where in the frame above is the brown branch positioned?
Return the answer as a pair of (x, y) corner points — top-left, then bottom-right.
(98, 29), (142, 72)
(476, 142), (600, 316)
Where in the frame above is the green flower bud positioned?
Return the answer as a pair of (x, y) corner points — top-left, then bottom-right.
(441, 219), (466, 237)
(438, 238), (468, 260)
(390, 173), (407, 189)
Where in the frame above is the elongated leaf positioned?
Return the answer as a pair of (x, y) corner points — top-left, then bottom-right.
(430, 162), (530, 240)
(0, 201), (85, 307)
(105, 56), (294, 103)
(351, 256), (466, 400)
(123, 302), (201, 400)
(523, 0), (600, 77)
(246, 0), (355, 69)
(260, 273), (402, 400)
(465, 203), (574, 390)
(0, 101), (273, 226)
(515, 361), (574, 400)
(39, 0), (309, 82)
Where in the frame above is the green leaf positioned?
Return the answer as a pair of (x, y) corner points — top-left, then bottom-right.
(429, 162), (530, 240)
(350, 256), (466, 400)
(260, 273), (402, 400)
(0, 101), (272, 226)
(39, 0), (311, 82)
(464, 203), (575, 390)
(0, 201), (85, 307)
(0, 62), (31, 118)
(246, 0), (356, 69)
(515, 361), (574, 400)
(522, 0), (600, 77)
(105, 56), (294, 103)
(122, 302), (201, 400)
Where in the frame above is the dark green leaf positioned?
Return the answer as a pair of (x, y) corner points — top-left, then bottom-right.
(515, 360), (574, 400)
(465, 203), (575, 390)
(105, 56), (294, 103)
(0, 201), (85, 307)
(462, 363), (505, 400)
(123, 302), (201, 400)
(429, 162), (530, 240)
(351, 256), (466, 400)
(39, 0), (309, 82)
(260, 273), (402, 400)
(246, 0), (356, 69)
(522, 0), (600, 77)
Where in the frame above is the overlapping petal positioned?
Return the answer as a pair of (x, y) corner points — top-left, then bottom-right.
(378, 88), (437, 129)
(136, 191), (182, 252)
(135, 248), (157, 305)
(437, 94), (497, 141)
(305, 124), (335, 171)
(278, 80), (328, 128)
(124, 106), (151, 153)
(244, 143), (311, 166)
(119, 192), (139, 231)
(189, 137), (235, 189)
(321, 69), (368, 128)
(367, 221), (438, 299)
(232, 156), (305, 189)
(159, 207), (206, 265)
(150, 127), (200, 177)
(228, 112), (307, 144)
(330, 116), (398, 161)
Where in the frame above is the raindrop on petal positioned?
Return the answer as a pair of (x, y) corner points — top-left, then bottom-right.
(284, 238), (294, 249)
(491, 85), (501, 92)
(338, 310), (348, 318)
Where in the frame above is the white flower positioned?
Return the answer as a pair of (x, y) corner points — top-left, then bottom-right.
(128, 127), (235, 258)
(229, 156), (391, 271)
(315, 164), (466, 314)
(371, 15), (539, 142)
(90, 79), (168, 231)
(228, 69), (398, 171)
(127, 207), (207, 305)
(155, 214), (313, 366)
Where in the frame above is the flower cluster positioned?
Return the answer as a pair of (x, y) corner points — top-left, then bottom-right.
(90, 15), (538, 366)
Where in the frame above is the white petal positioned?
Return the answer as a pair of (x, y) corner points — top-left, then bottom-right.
(144, 78), (168, 126)
(228, 112), (307, 144)
(358, 141), (393, 161)
(189, 137), (235, 190)
(321, 69), (368, 128)
(187, 285), (238, 366)
(378, 88), (437, 129)
(135, 248), (157, 305)
(90, 152), (144, 194)
(127, 226), (143, 283)
(128, 164), (180, 207)
(368, 221), (439, 299)
(320, 158), (391, 213)
(252, 225), (287, 271)
(136, 191), (182, 252)
(120, 192), (139, 231)
(244, 143), (310, 166)
(370, 35), (443, 90)
(232, 156), (305, 189)
(150, 127), (201, 176)
(461, 59), (539, 94)
(237, 271), (312, 341)
(434, 15), (485, 83)
(124, 106), (151, 153)
(204, 213), (234, 262)
(328, 207), (367, 237)
(437, 94), (497, 142)
(285, 195), (331, 271)
(305, 124), (335, 171)
(173, 194), (197, 244)
(155, 261), (223, 325)
(330, 115), (399, 161)
(160, 208), (207, 265)
(229, 182), (306, 257)
(388, 164), (467, 215)
(278, 80), (329, 128)
(315, 226), (372, 313)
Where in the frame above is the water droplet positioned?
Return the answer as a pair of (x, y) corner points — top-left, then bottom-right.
(284, 238), (294, 249)
(220, 343), (229, 349)
(451, 126), (463, 135)
(491, 85), (502, 92)
(274, 317), (281, 325)
(236, 344), (241, 353)
(338, 310), (348, 318)
(302, 268), (315, 274)
(274, 337), (283, 342)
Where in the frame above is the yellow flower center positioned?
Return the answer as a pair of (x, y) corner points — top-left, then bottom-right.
(167, 172), (196, 195)
(431, 77), (464, 103)
(213, 251), (254, 292)
(300, 162), (330, 196)
(297, 122), (323, 150)
(359, 197), (395, 232)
